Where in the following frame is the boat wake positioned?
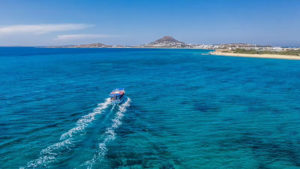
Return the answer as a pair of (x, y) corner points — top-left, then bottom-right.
(60, 98), (111, 140)
(85, 98), (131, 169)
(21, 98), (111, 169)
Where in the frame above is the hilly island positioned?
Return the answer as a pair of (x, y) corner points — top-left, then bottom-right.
(50, 36), (300, 60)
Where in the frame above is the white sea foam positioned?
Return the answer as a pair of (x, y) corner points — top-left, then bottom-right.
(60, 98), (111, 140)
(22, 98), (111, 169)
(25, 138), (72, 168)
(85, 98), (131, 169)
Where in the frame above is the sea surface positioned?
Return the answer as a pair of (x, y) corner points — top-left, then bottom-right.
(1, 48), (300, 169)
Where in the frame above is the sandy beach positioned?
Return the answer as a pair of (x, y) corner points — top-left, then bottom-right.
(211, 51), (300, 60)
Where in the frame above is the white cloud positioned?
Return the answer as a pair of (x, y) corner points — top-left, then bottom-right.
(0, 24), (92, 35)
(55, 34), (115, 41)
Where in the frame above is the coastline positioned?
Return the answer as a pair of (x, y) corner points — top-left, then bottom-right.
(210, 51), (300, 60)
(42, 46), (212, 50)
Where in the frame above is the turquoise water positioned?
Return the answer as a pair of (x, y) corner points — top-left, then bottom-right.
(1, 48), (300, 169)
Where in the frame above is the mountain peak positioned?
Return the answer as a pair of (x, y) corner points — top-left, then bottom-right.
(156, 36), (179, 42)
(153, 36), (181, 44)
(145, 36), (188, 48)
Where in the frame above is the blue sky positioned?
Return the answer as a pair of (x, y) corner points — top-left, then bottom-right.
(0, 0), (299, 46)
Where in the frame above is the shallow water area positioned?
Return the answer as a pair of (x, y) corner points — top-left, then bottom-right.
(1, 48), (300, 168)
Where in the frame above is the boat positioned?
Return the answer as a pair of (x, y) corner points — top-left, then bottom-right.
(110, 88), (125, 104)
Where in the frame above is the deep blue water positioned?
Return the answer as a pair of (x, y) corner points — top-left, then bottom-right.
(1, 47), (300, 169)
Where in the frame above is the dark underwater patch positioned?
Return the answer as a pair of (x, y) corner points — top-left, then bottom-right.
(150, 95), (161, 101)
(194, 102), (219, 113)
(180, 100), (192, 107)
(226, 95), (264, 106)
(106, 144), (182, 168)
(257, 163), (271, 169)
(184, 85), (202, 91)
(221, 134), (300, 167)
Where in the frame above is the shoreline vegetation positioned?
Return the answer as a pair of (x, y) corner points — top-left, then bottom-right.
(210, 49), (300, 60)
(230, 48), (300, 56)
